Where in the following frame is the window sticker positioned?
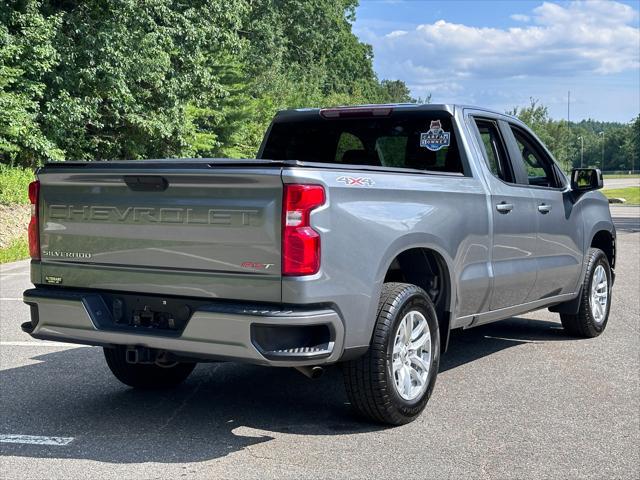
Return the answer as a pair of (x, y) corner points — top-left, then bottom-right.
(420, 120), (451, 151)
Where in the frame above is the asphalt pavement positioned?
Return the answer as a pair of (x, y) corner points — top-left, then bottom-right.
(603, 176), (640, 190)
(0, 207), (638, 479)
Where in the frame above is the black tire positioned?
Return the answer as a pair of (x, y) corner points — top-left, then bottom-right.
(343, 282), (440, 425)
(560, 248), (612, 338)
(103, 346), (196, 388)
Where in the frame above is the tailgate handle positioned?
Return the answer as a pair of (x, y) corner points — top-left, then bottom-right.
(123, 176), (168, 192)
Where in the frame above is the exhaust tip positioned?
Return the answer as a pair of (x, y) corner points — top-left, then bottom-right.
(295, 366), (324, 379)
(20, 321), (35, 334)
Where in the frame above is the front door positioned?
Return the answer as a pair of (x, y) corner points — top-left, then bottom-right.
(506, 125), (583, 300)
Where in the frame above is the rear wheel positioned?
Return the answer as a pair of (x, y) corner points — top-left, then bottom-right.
(560, 248), (612, 338)
(103, 346), (196, 388)
(343, 282), (440, 425)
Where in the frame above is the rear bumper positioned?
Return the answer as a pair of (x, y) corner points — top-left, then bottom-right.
(22, 288), (344, 367)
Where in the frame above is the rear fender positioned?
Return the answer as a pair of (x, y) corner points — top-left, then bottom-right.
(369, 234), (457, 352)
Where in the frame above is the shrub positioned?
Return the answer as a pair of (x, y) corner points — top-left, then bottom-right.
(0, 164), (34, 205)
(0, 236), (29, 263)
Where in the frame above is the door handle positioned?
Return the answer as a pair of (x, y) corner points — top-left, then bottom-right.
(538, 203), (552, 214)
(496, 202), (514, 214)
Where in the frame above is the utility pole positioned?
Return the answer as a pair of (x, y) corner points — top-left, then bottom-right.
(631, 119), (636, 174)
(599, 131), (605, 171)
(567, 90), (571, 171)
(577, 136), (584, 168)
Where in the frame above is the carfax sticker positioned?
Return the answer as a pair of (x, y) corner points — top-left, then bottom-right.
(420, 120), (450, 151)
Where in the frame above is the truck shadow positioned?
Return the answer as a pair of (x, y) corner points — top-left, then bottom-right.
(441, 316), (569, 372)
(0, 317), (572, 464)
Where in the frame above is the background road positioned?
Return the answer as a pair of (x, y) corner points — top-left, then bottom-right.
(1, 207), (638, 479)
(603, 177), (640, 189)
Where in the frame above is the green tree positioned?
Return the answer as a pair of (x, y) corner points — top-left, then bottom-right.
(509, 98), (570, 170)
(378, 80), (415, 103)
(1, 0), (417, 163)
(508, 99), (638, 173)
(620, 115), (639, 172)
(41, 0), (246, 160)
(207, 0), (414, 158)
(0, 0), (62, 166)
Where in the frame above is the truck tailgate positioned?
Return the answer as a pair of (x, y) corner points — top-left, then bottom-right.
(36, 162), (283, 302)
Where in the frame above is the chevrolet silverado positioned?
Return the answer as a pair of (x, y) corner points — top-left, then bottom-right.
(22, 104), (616, 425)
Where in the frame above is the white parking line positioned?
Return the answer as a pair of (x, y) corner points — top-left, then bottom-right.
(0, 434), (74, 446)
(0, 298), (23, 301)
(0, 341), (91, 347)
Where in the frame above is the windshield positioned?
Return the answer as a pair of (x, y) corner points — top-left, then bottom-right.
(261, 111), (463, 174)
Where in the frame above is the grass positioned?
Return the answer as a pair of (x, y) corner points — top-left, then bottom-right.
(0, 236), (29, 264)
(603, 187), (640, 205)
(0, 164), (34, 205)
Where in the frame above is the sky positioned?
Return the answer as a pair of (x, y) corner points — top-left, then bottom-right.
(353, 0), (640, 122)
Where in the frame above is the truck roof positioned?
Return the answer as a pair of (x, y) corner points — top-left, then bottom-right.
(274, 103), (518, 122)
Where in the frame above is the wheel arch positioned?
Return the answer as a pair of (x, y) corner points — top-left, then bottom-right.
(550, 226), (616, 315)
(590, 229), (616, 270)
(374, 237), (456, 353)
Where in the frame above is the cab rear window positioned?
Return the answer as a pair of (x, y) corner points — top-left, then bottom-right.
(261, 112), (464, 174)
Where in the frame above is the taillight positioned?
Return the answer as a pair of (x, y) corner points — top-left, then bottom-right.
(28, 180), (40, 260)
(282, 184), (325, 276)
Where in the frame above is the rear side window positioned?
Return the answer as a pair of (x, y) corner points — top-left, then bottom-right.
(473, 118), (514, 183)
(261, 112), (464, 174)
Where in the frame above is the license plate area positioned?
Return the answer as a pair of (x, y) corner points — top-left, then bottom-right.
(90, 292), (212, 336)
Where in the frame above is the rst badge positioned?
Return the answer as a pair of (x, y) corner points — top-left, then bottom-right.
(336, 176), (375, 187)
(241, 262), (274, 270)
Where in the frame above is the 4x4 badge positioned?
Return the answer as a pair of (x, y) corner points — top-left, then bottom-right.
(336, 176), (375, 186)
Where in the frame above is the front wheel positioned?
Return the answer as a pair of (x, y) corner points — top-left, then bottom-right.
(343, 282), (440, 425)
(560, 248), (612, 338)
(104, 346), (196, 388)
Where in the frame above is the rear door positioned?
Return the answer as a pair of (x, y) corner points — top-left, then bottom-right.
(471, 117), (538, 311)
(37, 161), (283, 302)
(505, 125), (583, 299)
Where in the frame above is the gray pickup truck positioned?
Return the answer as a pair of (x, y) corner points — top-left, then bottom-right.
(22, 104), (615, 425)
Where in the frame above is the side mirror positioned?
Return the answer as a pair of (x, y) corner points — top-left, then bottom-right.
(571, 168), (603, 192)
